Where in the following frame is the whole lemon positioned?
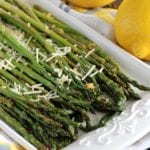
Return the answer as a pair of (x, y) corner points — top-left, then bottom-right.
(67, 0), (116, 8)
(115, 0), (150, 61)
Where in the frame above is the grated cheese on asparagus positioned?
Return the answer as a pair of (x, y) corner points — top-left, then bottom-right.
(38, 91), (59, 101)
(26, 36), (32, 46)
(16, 55), (22, 62)
(0, 42), (13, 52)
(45, 25), (49, 31)
(54, 68), (63, 77)
(85, 49), (95, 58)
(23, 91), (42, 95)
(57, 75), (72, 86)
(25, 83), (44, 91)
(82, 65), (96, 80)
(27, 23), (31, 27)
(9, 82), (44, 96)
(75, 76), (81, 81)
(46, 39), (56, 47)
(70, 68), (83, 77)
(45, 46), (71, 62)
(90, 67), (104, 77)
(4, 24), (34, 53)
(36, 48), (39, 63)
(10, 82), (22, 95)
(0, 58), (15, 71)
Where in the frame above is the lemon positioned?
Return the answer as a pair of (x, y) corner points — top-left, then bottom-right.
(11, 144), (21, 150)
(0, 142), (19, 150)
(67, 0), (116, 8)
(68, 4), (88, 13)
(115, 0), (150, 61)
(94, 8), (117, 25)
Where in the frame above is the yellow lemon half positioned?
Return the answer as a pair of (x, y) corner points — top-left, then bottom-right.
(67, 0), (116, 8)
(115, 0), (150, 61)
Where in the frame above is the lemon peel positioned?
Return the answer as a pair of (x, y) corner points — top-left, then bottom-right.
(67, 0), (116, 8)
(115, 0), (150, 61)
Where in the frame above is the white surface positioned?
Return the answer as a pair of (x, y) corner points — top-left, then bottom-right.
(0, 0), (150, 150)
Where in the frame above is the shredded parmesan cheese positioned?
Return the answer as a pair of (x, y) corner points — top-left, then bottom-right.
(54, 68), (63, 77)
(70, 68), (83, 77)
(9, 82), (44, 96)
(38, 91), (59, 101)
(90, 67), (104, 77)
(27, 23), (31, 27)
(45, 25), (49, 31)
(0, 58), (15, 71)
(16, 55), (22, 62)
(23, 91), (42, 95)
(46, 39), (54, 46)
(26, 36), (32, 45)
(36, 48), (39, 63)
(0, 42), (13, 52)
(82, 65), (96, 81)
(57, 75), (72, 86)
(85, 49), (95, 58)
(45, 47), (71, 62)
(25, 83), (44, 92)
(10, 82), (22, 95)
(4, 25), (34, 53)
(75, 76), (81, 81)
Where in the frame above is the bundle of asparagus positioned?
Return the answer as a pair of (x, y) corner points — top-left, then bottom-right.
(0, 0), (149, 149)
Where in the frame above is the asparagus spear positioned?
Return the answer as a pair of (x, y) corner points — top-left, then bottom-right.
(13, 0), (41, 23)
(0, 106), (46, 150)
(0, 49), (92, 111)
(0, 10), (53, 53)
(0, 5), (127, 104)
(0, 22), (125, 113)
(33, 6), (81, 35)
(0, 88), (78, 137)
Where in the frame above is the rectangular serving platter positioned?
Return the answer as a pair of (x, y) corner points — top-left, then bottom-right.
(0, 0), (150, 150)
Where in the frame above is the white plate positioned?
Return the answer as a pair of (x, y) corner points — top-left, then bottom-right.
(0, 0), (150, 150)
